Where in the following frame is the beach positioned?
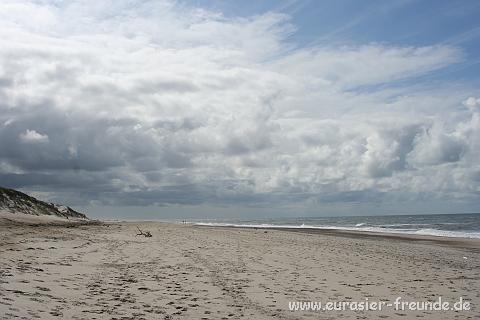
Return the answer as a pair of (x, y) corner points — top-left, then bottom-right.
(0, 217), (479, 320)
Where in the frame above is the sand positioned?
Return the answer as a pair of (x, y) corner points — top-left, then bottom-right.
(0, 217), (479, 320)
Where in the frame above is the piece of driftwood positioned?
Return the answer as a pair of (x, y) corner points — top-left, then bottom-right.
(136, 226), (152, 237)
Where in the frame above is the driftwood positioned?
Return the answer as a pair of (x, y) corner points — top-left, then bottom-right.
(136, 226), (152, 237)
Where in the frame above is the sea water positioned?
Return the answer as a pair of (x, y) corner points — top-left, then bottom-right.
(192, 213), (480, 239)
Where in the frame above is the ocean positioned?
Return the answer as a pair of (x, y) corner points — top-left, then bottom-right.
(191, 213), (480, 239)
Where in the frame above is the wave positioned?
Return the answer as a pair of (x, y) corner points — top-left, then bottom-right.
(193, 222), (480, 239)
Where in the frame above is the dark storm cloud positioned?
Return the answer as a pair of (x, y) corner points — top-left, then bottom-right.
(109, 185), (209, 206)
(0, 106), (129, 171)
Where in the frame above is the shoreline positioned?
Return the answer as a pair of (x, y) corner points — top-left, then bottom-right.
(195, 224), (480, 251)
(2, 213), (478, 250)
(2, 212), (478, 250)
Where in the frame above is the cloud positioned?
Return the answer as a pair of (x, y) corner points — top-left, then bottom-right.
(19, 129), (49, 143)
(409, 124), (466, 166)
(271, 45), (462, 89)
(463, 96), (480, 109)
(0, 0), (478, 213)
(361, 125), (420, 178)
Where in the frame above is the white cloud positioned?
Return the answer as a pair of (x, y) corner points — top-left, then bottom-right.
(463, 96), (480, 109)
(19, 129), (49, 143)
(270, 45), (462, 89)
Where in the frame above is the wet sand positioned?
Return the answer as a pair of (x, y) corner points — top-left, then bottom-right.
(0, 216), (479, 319)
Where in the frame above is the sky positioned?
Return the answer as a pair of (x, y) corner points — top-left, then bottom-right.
(0, 0), (479, 219)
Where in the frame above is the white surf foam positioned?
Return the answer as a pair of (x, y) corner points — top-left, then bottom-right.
(194, 222), (480, 239)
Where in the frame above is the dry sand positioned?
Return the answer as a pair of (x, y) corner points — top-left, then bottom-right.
(0, 216), (479, 319)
